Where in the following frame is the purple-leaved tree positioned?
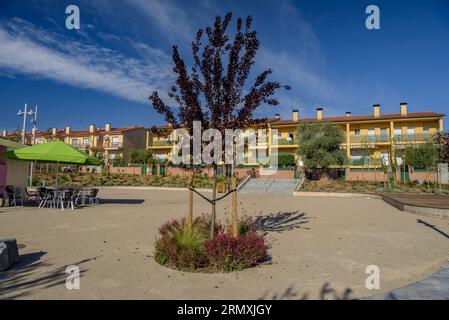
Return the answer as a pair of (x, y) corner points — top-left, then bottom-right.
(149, 12), (289, 237)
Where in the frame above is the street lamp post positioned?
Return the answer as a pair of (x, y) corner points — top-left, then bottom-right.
(17, 104), (38, 186)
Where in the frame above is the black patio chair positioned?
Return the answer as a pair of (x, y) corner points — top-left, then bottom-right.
(38, 188), (54, 208)
(84, 188), (100, 205)
(5, 185), (24, 207)
(59, 190), (75, 211)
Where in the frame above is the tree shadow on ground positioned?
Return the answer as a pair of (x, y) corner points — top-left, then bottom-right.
(417, 219), (449, 239)
(254, 211), (311, 233)
(0, 251), (96, 299)
(99, 199), (145, 205)
(259, 282), (353, 300)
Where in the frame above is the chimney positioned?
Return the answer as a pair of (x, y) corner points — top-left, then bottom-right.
(65, 126), (71, 134)
(2, 130), (7, 137)
(52, 128), (57, 136)
(316, 107), (323, 120)
(89, 124), (95, 133)
(105, 123), (111, 132)
(400, 102), (407, 116)
(346, 111), (351, 117)
(373, 104), (380, 118)
(274, 114), (280, 120)
(292, 109), (299, 121)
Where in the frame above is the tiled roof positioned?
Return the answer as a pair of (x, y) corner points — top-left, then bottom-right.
(270, 112), (445, 125)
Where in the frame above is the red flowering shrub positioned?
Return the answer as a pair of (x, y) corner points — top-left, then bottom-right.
(154, 214), (268, 272)
(204, 230), (267, 271)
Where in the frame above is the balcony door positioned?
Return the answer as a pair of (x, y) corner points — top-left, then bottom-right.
(367, 128), (375, 142)
(407, 127), (415, 140)
(111, 137), (119, 148)
(380, 128), (388, 141)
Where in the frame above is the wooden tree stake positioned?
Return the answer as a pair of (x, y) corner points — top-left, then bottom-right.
(187, 174), (194, 229)
(232, 175), (238, 238)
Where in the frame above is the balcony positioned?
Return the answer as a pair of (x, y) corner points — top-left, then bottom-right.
(149, 140), (174, 147)
(73, 144), (90, 150)
(393, 133), (433, 143)
(347, 158), (383, 166)
(349, 134), (390, 144)
(275, 138), (299, 145)
(104, 142), (123, 149)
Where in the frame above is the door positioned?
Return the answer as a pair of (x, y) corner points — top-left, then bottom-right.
(400, 165), (409, 182)
(380, 128), (388, 141)
(367, 128), (375, 142)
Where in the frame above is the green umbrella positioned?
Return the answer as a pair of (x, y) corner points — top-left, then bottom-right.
(2, 141), (101, 194)
(2, 141), (101, 165)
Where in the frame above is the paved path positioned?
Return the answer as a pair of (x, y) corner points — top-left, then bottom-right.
(368, 263), (449, 300)
(239, 178), (300, 195)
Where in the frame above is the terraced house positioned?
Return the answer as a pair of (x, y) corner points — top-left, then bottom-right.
(146, 102), (445, 170)
(2, 124), (146, 164)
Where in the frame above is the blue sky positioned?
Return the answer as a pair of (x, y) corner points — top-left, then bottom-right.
(0, 0), (448, 132)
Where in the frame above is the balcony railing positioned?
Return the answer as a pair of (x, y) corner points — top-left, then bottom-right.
(393, 133), (433, 142)
(104, 142), (123, 149)
(73, 144), (90, 150)
(349, 134), (390, 144)
(150, 140), (174, 147)
(275, 138), (299, 145)
(347, 158), (383, 166)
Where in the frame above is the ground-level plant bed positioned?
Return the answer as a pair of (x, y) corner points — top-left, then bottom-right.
(300, 179), (449, 195)
(32, 172), (230, 189)
(154, 214), (269, 272)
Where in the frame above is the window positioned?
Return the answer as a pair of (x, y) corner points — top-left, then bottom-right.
(354, 128), (361, 136)
(367, 128), (375, 141)
(83, 138), (90, 148)
(380, 128), (388, 140)
(71, 139), (78, 147)
(423, 127), (429, 134)
(394, 127), (402, 138)
(407, 127), (415, 136)
(111, 136), (119, 147)
(288, 132), (294, 140)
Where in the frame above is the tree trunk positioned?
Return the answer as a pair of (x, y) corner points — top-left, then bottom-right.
(210, 164), (217, 238)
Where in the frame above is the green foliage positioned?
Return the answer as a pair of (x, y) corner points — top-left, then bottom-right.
(297, 121), (346, 169)
(404, 142), (435, 168)
(129, 149), (153, 165)
(434, 131), (449, 163)
(112, 156), (126, 167)
(277, 153), (295, 167)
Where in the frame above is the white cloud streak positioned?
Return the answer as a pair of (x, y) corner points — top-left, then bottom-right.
(0, 18), (173, 104)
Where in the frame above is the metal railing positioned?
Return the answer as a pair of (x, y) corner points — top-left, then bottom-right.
(349, 134), (390, 143)
(104, 142), (123, 148)
(393, 133), (433, 142)
(276, 138), (299, 145)
(150, 140), (173, 147)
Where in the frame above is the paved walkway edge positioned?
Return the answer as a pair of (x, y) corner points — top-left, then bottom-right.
(366, 263), (449, 300)
(293, 192), (381, 199)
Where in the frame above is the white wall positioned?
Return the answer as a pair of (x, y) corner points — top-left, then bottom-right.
(6, 159), (29, 191)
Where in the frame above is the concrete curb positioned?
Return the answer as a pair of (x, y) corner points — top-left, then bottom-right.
(382, 195), (449, 219)
(293, 191), (381, 199)
(98, 186), (212, 193)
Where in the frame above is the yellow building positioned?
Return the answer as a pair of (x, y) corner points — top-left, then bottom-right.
(146, 102), (445, 168)
(2, 124), (147, 164)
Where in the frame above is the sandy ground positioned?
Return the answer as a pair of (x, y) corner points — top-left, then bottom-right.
(0, 188), (448, 300)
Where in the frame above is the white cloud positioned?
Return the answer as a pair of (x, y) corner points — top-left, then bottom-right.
(127, 0), (193, 42)
(0, 18), (174, 104)
(258, 48), (336, 101)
